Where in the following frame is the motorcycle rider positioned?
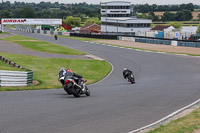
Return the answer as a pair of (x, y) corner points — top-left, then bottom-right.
(54, 34), (58, 40)
(122, 68), (135, 83)
(59, 67), (85, 92)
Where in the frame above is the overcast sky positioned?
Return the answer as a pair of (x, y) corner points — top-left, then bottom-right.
(1, 0), (200, 5)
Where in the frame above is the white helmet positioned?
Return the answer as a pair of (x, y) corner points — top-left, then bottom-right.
(123, 68), (127, 71)
(60, 67), (65, 71)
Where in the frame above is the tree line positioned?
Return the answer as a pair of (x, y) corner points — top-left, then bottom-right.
(0, 1), (100, 19)
(133, 3), (197, 13)
(0, 1), (200, 23)
(138, 10), (196, 21)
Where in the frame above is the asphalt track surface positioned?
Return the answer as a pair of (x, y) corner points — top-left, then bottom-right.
(1, 29), (200, 133)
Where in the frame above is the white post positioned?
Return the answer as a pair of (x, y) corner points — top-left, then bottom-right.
(1, 24), (3, 32)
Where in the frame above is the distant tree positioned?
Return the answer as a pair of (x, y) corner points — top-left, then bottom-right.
(180, 4), (187, 11)
(198, 14), (200, 20)
(84, 17), (101, 26)
(21, 6), (36, 18)
(186, 3), (194, 11)
(157, 5), (166, 11)
(169, 22), (182, 29)
(149, 12), (159, 21)
(12, 9), (22, 18)
(151, 4), (157, 11)
(161, 12), (176, 21)
(180, 3), (194, 11)
(136, 12), (156, 20)
(0, 10), (12, 18)
(137, 13), (144, 18)
(136, 4), (150, 13)
(175, 11), (185, 21)
(183, 10), (193, 20)
(63, 16), (81, 28)
(170, 5), (179, 11)
(175, 10), (192, 21)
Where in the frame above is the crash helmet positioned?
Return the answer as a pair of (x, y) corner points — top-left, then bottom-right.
(60, 67), (65, 71)
(123, 68), (128, 71)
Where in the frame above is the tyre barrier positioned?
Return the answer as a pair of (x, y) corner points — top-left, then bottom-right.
(120, 36), (200, 48)
(0, 70), (34, 87)
(0, 56), (34, 87)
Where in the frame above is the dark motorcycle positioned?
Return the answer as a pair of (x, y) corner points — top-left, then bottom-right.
(58, 70), (90, 97)
(126, 74), (135, 84)
(54, 34), (58, 40)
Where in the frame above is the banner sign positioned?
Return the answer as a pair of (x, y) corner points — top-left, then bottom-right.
(2, 18), (62, 25)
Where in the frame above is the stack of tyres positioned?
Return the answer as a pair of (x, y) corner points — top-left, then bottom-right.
(160, 40), (164, 44)
(177, 41), (183, 46)
(196, 43), (200, 48)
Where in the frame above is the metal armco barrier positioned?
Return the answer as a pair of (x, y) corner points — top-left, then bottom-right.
(0, 70), (34, 87)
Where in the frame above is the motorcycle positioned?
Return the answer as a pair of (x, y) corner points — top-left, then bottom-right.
(126, 74), (135, 84)
(58, 70), (90, 97)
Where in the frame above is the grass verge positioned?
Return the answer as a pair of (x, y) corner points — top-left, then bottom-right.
(147, 108), (200, 133)
(0, 32), (10, 34)
(0, 60), (27, 71)
(153, 21), (200, 26)
(58, 35), (104, 42)
(0, 52), (111, 91)
(5, 25), (16, 28)
(0, 35), (85, 55)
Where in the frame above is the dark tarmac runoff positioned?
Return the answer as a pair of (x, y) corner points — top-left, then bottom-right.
(1, 28), (200, 133)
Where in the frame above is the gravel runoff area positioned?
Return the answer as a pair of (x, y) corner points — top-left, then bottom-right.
(94, 40), (200, 55)
(0, 34), (102, 60)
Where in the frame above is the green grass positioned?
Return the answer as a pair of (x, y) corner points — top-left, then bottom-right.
(147, 108), (200, 133)
(0, 60), (27, 71)
(153, 21), (200, 26)
(58, 35), (104, 42)
(0, 35), (85, 55)
(0, 52), (111, 91)
(0, 32), (10, 34)
(5, 25), (16, 28)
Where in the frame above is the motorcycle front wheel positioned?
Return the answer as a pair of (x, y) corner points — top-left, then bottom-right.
(85, 86), (90, 96)
(128, 75), (135, 84)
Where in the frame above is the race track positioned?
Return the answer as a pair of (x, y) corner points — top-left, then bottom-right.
(1, 28), (200, 133)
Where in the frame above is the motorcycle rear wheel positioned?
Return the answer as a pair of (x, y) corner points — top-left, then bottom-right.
(64, 87), (72, 95)
(71, 87), (81, 97)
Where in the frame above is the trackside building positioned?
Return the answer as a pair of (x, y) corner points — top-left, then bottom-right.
(100, 1), (152, 35)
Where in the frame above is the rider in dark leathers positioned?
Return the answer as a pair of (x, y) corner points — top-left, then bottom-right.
(67, 69), (83, 85)
(122, 68), (134, 82)
(59, 67), (83, 86)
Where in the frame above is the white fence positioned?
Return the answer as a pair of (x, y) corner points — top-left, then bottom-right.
(16, 26), (70, 36)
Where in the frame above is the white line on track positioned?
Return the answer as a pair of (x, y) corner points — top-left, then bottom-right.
(89, 60), (114, 86)
(128, 98), (200, 133)
(90, 42), (200, 58)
